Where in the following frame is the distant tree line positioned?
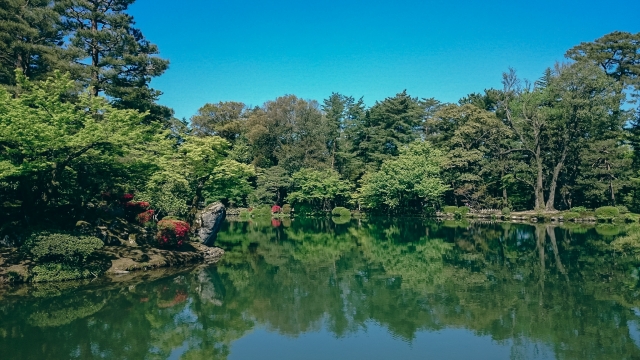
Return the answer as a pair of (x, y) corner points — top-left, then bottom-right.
(1, 0), (640, 224)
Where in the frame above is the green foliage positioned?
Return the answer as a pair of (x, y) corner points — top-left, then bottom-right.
(251, 205), (272, 218)
(595, 206), (620, 221)
(358, 141), (448, 212)
(571, 206), (588, 214)
(595, 224), (621, 237)
(501, 208), (511, 216)
(30, 263), (99, 283)
(443, 206), (458, 214)
(281, 204), (292, 214)
(562, 212), (580, 221)
(238, 209), (251, 219)
(455, 206), (470, 217)
(251, 166), (291, 205)
(0, 72), (155, 217)
(331, 207), (351, 217)
(616, 205), (629, 214)
(287, 168), (352, 211)
(25, 233), (103, 264)
(56, 0), (170, 122)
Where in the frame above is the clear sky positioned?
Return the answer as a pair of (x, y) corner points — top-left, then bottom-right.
(128, 0), (640, 120)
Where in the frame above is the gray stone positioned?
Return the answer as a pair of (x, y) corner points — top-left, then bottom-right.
(196, 202), (226, 247)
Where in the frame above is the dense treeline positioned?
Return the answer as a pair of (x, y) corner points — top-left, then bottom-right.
(1, 0), (640, 226)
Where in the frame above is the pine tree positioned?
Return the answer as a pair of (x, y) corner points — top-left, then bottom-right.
(0, 0), (66, 85)
(56, 0), (170, 121)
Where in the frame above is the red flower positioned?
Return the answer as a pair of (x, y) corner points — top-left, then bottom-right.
(156, 219), (190, 248)
(271, 205), (281, 213)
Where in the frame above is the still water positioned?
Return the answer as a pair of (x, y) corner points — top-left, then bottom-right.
(2, 218), (640, 359)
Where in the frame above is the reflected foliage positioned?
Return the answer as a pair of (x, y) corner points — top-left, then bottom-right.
(2, 219), (640, 359)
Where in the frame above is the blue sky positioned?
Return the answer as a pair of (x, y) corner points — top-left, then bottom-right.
(129, 0), (640, 120)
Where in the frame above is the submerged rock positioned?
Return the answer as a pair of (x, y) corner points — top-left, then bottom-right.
(195, 202), (226, 247)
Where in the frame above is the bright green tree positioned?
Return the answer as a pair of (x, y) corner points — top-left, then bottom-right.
(287, 168), (352, 211)
(357, 141), (449, 213)
(0, 71), (155, 218)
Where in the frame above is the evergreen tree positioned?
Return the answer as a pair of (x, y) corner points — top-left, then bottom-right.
(356, 90), (425, 167)
(56, 0), (170, 122)
(0, 0), (66, 85)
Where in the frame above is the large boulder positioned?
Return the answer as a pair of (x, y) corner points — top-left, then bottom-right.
(195, 202), (226, 247)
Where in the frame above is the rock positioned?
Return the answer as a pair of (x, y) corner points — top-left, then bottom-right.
(195, 202), (226, 247)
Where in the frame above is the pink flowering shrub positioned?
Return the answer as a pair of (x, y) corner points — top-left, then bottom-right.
(271, 205), (281, 213)
(137, 209), (155, 225)
(157, 219), (190, 248)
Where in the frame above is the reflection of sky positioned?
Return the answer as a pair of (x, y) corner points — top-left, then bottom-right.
(228, 320), (555, 360)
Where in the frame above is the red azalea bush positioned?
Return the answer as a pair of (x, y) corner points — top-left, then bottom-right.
(121, 193), (134, 202)
(271, 205), (281, 213)
(125, 201), (150, 209)
(156, 219), (190, 247)
(137, 209), (155, 225)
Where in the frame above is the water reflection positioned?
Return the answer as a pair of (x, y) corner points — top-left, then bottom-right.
(1, 219), (640, 359)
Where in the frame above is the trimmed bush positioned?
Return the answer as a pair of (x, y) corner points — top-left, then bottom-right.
(501, 208), (511, 216)
(25, 233), (103, 264)
(443, 206), (458, 214)
(616, 205), (629, 214)
(30, 263), (98, 283)
(625, 213), (640, 223)
(595, 206), (620, 221)
(271, 205), (281, 213)
(595, 224), (621, 236)
(282, 204), (292, 214)
(252, 205), (272, 217)
(332, 207), (351, 217)
(136, 209), (155, 225)
(562, 212), (580, 221)
(239, 210), (251, 219)
(157, 219), (190, 247)
(571, 206), (588, 214)
(455, 206), (470, 217)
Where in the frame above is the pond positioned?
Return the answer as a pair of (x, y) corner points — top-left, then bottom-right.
(1, 218), (640, 359)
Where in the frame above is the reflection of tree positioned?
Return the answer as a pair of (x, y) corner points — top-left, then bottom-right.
(2, 219), (640, 359)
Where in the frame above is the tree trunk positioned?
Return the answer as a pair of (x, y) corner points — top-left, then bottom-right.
(608, 163), (616, 206)
(535, 145), (545, 210)
(90, 17), (99, 97)
(501, 168), (508, 206)
(545, 146), (568, 211)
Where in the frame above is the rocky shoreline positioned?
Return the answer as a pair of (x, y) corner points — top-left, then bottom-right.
(0, 203), (228, 285)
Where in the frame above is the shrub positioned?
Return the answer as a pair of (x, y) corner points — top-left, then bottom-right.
(595, 224), (621, 237)
(137, 209), (155, 225)
(455, 206), (470, 217)
(562, 212), (580, 221)
(423, 207), (436, 217)
(157, 219), (190, 247)
(271, 205), (281, 213)
(239, 210), (251, 219)
(282, 204), (292, 214)
(501, 208), (511, 216)
(30, 263), (97, 283)
(595, 206), (620, 221)
(332, 207), (351, 217)
(571, 206), (588, 214)
(616, 205), (629, 214)
(625, 213), (640, 223)
(25, 233), (103, 264)
(252, 205), (272, 217)
(443, 206), (458, 214)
